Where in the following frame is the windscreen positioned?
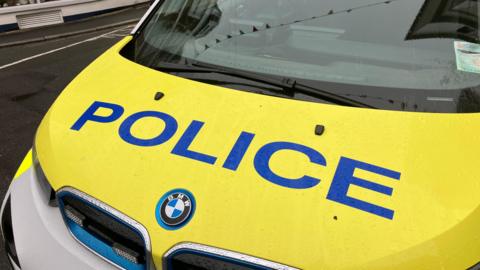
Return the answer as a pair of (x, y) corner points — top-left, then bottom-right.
(127, 0), (480, 113)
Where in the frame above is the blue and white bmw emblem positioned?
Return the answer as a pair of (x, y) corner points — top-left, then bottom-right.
(156, 189), (195, 230)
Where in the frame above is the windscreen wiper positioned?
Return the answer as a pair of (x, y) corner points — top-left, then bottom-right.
(153, 61), (287, 95)
(152, 61), (218, 73)
(153, 61), (375, 109)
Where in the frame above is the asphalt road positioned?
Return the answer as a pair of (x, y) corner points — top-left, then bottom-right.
(0, 25), (134, 268)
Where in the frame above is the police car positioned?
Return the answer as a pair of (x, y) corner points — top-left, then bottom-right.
(2, 0), (480, 269)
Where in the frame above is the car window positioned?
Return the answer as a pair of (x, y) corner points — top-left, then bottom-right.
(125, 0), (480, 113)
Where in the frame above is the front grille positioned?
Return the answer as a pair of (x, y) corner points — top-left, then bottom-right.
(170, 252), (264, 270)
(1, 196), (21, 268)
(57, 188), (151, 270)
(164, 243), (299, 270)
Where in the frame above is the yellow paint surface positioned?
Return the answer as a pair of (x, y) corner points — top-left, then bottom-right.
(13, 150), (32, 180)
(34, 37), (480, 269)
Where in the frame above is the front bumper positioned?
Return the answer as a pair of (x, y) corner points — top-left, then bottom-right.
(1, 167), (479, 270)
(0, 167), (118, 270)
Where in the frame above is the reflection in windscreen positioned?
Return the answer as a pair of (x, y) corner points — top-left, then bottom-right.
(135, 0), (480, 91)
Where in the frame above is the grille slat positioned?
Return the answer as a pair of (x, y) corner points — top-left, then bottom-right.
(58, 191), (149, 270)
(164, 243), (300, 270)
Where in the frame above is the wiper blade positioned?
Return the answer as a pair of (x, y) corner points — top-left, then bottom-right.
(192, 61), (375, 109)
(152, 61), (218, 73)
(289, 79), (376, 108)
(154, 61), (375, 109)
(153, 61), (287, 95)
(153, 61), (293, 90)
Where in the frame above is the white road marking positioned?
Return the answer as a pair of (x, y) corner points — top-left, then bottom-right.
(0, 25), (134, 71)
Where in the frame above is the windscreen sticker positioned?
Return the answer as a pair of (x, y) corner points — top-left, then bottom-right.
(454, 41), (480, 74)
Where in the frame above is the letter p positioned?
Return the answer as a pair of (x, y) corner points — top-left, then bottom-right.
(71, 101), (124, 131)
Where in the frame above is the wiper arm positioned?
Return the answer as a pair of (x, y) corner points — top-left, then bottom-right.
(153, 61), (287, 95)
(152, 61), (218, 73)
(153, 61), (294, 91)
(289, 79), (376, 108)
(191, 61), (375, 109)
(153, 61), (375, 109)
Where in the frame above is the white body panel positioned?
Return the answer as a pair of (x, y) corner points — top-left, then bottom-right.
(1, 168), (119, 270)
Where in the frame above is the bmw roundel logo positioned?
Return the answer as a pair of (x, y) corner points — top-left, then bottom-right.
(155, 189), (195, 230)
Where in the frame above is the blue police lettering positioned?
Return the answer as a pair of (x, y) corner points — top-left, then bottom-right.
(71, 101), (124, 131)
(327, 157), (401, 219)
(223, 132), (255, 171)
(72, 101), (402, 219)
(119, 111), (178, 147)
(171, 120), (217, 165)
(254, 142), (326, 189)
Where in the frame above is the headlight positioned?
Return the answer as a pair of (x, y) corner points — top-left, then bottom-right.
(32, 145), (57, 206)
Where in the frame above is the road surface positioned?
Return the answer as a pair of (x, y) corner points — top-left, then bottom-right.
(0, 24), (135, 268)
